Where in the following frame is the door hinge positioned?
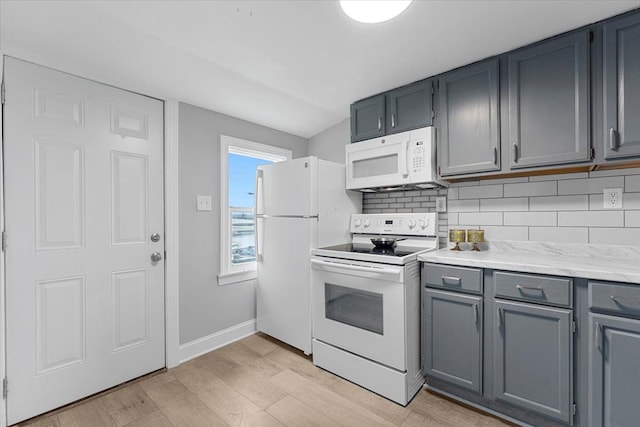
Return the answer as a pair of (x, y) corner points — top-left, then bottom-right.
(3, 378), (7, 399)
(572, 403), (577, 415)
(431, 110), (435, 121)
(590, 146), (595, 159)
(572, 320), (577, 333)
(1, 231), (6, 252)
(1, 82), (5, 105)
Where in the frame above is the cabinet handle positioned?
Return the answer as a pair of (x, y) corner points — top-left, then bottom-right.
(611, 295), (640, 305)
(391, 113), (396, 128)
(516, 284), (544, 292)
(497, 307), (503, 331)
(473, 303), (479, 324)
(609, 128), (618, 151)
(378, 117), (382, 131)
(492, 146), (498, 165)
(595, 321), (603, 351)
(512, 143), (518, 163)
(442, 276), (461, 286)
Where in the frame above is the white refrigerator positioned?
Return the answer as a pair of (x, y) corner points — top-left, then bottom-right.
(255, 156), (361, 354)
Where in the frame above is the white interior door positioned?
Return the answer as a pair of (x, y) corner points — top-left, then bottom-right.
(3, 57), (165, 424)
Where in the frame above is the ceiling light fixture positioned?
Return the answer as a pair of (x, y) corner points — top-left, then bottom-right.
(340, 0), (412, 24)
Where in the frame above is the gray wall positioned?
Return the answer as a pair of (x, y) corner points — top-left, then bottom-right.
(308, 118), (350, 164)
(178, 102), (308, 344)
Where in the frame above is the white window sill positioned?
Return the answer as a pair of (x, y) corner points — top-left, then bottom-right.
(217, 270), (257, 286)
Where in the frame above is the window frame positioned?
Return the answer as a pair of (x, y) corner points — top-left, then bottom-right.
(218, 135), (292, 285)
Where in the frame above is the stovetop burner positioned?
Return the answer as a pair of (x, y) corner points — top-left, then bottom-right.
(319, 243), (426, 258)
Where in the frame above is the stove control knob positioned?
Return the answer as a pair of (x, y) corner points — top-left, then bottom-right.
(364, 219), (371, 228)
(408, 219), (416, 228)
(419, 218), (428, 229)
(354, 218), (362, 227)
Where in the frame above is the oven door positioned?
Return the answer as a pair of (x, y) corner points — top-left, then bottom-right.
(345, 136), (410, 190)
(311, 257), (406, 371)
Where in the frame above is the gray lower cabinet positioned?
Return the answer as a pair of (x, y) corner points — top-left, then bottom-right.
(438, 58), (500, 176)
(350, 94), (386, 142)
(602, 12), (640, 160)
(507, 30), (591, 169)
(589, 314), (640, 427)
(494, 299), (573, 424)
(423, 288), (482, 393)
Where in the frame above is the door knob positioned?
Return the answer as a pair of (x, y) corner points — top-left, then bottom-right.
(150, 233), (161, 242)
(151, 252), (163, 262)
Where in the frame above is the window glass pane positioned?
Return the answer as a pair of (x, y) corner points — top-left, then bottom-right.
(228, 153), (273, 266)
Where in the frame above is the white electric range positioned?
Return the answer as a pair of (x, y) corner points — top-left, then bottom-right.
(310, 213), (438, 406)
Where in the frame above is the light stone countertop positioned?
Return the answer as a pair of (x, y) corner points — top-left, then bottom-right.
(418, 241), (640, 285)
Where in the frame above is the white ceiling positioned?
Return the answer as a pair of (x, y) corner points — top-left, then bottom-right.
(1, 0), (639, 138)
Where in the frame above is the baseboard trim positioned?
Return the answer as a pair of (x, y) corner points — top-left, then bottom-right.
(178, 319), (256, 364)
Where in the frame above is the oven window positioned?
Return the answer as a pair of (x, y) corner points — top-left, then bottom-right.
(325, 283), (383, 335)
(353, 154), (398, 178)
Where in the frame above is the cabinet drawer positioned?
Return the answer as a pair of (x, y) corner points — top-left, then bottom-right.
(494, 271), (572, 307)
(423, 263), (482, 293)
(589, 281), (640, 317)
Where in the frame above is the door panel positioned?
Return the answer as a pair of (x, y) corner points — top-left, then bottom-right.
(4, 57), (165, 424)
(259, 157), (314, 217)
(350, 95), (386, 142)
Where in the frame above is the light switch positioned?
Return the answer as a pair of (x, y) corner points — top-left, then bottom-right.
(196, 195), (212, 211)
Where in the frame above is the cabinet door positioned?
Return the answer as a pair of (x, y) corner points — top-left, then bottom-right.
(603, 13), (640, 160)
(494, 300), (573, 423)
(590, 313), (640, 427)
(508, 31), (591, 169)
(350, 95), (385, 142)
(423, 288), (482, 393)
(439, 59), (500, 176)
(387, 80), (432, 134)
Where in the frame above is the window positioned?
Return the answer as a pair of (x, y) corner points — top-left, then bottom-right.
(218, 135), (292, 285)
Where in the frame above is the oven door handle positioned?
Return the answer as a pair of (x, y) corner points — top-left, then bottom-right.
(310, 258), (401, 278)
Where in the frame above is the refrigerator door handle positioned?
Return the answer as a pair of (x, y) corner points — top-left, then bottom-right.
(255, 169), (264, 261)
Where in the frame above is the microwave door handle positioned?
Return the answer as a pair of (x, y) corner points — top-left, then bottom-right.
(400, 141), (409, 178)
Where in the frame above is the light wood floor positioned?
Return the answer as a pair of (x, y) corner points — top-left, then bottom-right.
(17, 333), (512, 427)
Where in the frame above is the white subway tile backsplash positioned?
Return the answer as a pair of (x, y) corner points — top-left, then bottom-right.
(482, 226), (529, 241)
(480, 177), (528, 185)
(589, 167), (640, 178)
(504, 181), (557, 197)
(448, 187), (459, 200)
(558, 176), (624, 195)
(459, 184), (503, 199)
(626, 211), (640, 227)
(627, 175), (640, 192)
(558, 211), (624, 227)
(458, 212), (504, 226)
(529, 227), (589, 243)
(504, 212), (557, 226)
(589, 227), (640, 245)
(450, 181), (480, 188)
(481, 197), (529, 212)
(529, 195), (589, 211)
(529, 172), (589, 181)
(448, 213), (459, 225)
(449, 199), (480, 213)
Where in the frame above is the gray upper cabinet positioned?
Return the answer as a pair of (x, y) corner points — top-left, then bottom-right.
(494, 300), (573, 423)
(387, 80), (433, 135)
(350, 94), (385, 142)
(507, 30), (592, 169)
(589, 313), (640, 427)
(423, 288), (483, 393)
(438, 59), (500, 176)
(602, 12), (640, 160)
(350, 80), (433, 142)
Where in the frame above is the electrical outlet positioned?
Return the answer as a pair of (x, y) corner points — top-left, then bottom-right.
(603, 188), (623, 209)
(196, 195), (212, 211)
(435, 196), (447, 212)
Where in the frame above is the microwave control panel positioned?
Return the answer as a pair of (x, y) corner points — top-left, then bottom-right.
(409, 140), (427, 174)
(350, 213), (437, 236)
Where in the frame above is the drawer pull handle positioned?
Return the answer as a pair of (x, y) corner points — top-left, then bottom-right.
(473, 303), (479, 324)
(517, 285), (544, 292)
(595, 321), (603, 351)
(442, 276), (462, 286)
(610, 295), (640, 305)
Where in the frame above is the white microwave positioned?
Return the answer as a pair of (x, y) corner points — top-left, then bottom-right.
(345, 127), (443, 192)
